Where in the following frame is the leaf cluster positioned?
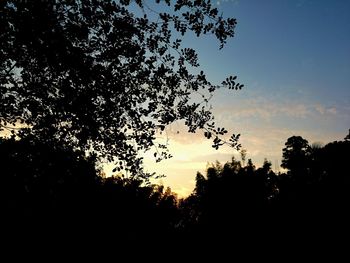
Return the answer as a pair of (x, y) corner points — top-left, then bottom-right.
(0, 0), (242, 178)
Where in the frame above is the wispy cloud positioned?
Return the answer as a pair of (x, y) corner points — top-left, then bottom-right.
(215, 96), (339, 122)
(327, 107), (337, 114)
(214, 95), (343, 127)
(315, 104), (337, 115)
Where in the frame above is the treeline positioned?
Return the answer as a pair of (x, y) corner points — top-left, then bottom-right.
(180, 132), (350, 248)
(1, 131), (350, 256)
(0, 136), (179, 255)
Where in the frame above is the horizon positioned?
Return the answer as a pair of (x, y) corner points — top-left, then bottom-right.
(1, 0), (350, 257)
(129, 0), (350, 197)
(1, 0), (349, 198)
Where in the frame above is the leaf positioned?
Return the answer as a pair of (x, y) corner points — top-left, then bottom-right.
(1, 0), (241, 180)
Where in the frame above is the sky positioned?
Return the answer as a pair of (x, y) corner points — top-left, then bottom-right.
(131, 0), (350, 197)
(3, 0), (348, 198)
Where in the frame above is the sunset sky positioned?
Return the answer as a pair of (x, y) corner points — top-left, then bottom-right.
(124, 0), (350, 197)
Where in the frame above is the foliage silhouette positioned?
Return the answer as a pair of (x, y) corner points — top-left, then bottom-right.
(178, 131), (350, 253)
(281, 135), (311, 178)
(1, 128), (350, 257)
(0, 136), (99, 219)
(0, 136), (181, 257)
(0, 0), (242, 178)
(179, 157), (278, 243)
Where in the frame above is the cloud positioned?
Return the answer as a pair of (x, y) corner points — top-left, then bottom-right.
(219, 98), (312, 120)
(148, 92), (344, 170)
(315, 104), (337, 115)
(327, 107), (337, 114)
(150, 89), (341, 150)
(213, 94), (340, 125)
(238, 104), (296, 120)
(315, 104), (326, 115)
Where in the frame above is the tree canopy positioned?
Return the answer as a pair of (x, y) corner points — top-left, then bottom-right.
(281, 135), (310, 176)
(0, 0), (242, 179)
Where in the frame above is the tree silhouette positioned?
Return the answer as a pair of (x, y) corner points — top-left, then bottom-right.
(0, 136), (99, 218)
(281, 136), (311, 178)
(0, 0), (242, 178)
(278, 136), (312, 214)
(2, 127), (349, 257)
(319, 137), (350, 206)
(180, 157), (278, 242)
(181, 132), (350, 256)
(245, 158), (255, 175)
(0, 135), (182, 257)
(344, 129), (350, 141)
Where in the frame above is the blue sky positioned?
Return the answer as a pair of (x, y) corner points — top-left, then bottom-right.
(137, 0), (350, 197)
(1, 1), (348, 198)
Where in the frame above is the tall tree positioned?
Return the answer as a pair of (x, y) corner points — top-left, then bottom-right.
(0, 0), (242, 179)
(281, 136), (310, 177)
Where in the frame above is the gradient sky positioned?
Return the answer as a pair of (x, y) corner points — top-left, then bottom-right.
(1, 1), (348, 198)
(124, 0), (350, 197)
